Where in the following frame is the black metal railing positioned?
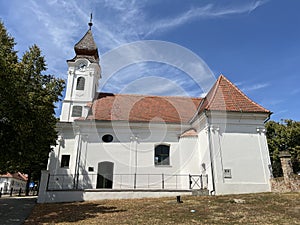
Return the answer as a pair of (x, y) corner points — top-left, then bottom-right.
(0, 187), (38, 197)
(46, 173), (208, 191)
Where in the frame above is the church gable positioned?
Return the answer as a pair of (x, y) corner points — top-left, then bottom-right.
(199, 75), (270, 114)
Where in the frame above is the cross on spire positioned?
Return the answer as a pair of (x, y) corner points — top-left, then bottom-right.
(88, 13), (93, 30)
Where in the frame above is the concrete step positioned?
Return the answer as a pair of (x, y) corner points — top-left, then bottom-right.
(192, 189), (209, 196)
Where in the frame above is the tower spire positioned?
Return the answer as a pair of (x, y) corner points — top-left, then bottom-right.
(88, 13), (93, 30)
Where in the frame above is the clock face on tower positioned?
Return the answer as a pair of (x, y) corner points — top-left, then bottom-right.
(76, 61), (87, 71)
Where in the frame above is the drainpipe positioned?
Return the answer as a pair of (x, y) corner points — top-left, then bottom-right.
(130, 135), (139, 189)
(264, 112), (272, 123)
(262, 112), (273, 179)
(135, 137), (138, 175)
(205, 110), (216, 195)
(73, 131), (81, 189)
(56, 135), (63, 172)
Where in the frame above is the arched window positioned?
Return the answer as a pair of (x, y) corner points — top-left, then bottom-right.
(72, 106), (82, 117)
(76, 77), (85, 90)
(154, 144), (170, 166)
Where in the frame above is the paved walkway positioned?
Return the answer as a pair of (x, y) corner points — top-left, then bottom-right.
(0, 196), (37, 225)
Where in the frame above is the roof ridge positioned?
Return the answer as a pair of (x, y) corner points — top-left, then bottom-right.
(220, 74), (269, 112)
(194, 74), (270, 114)
(222, 75), (243, 112)
(204, 75), (221, 110)
(97, 92), (202, 100)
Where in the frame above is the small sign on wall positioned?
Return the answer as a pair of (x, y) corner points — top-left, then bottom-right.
(224, 169), (232, 178)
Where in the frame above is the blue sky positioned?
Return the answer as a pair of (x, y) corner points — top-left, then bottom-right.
(0, 0), (299, 121)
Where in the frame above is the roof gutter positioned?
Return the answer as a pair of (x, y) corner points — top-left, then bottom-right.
(264, 112), (273, 124)
(189, 97), (206, 124)
(204, 110), (216, 195)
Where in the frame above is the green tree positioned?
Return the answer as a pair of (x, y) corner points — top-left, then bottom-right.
(266, 119), (300, 177)
(0, 21), (65, 195)
(0, 20), (24, 174)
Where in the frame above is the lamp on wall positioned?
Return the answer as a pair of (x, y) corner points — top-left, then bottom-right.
(210, 126), (220, 133)
(130, 135), (139, 142)
(130, 135), (139, 178)
(256, 127), (266, 133)
(58, 135), (64, 143)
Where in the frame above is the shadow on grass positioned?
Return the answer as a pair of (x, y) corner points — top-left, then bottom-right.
(25, 202), (126, 224)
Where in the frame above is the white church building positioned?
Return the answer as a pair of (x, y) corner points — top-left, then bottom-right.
(38, 24), (272, 203)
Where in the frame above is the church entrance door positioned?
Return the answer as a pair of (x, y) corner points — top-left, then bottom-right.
(96, 161), (114, 188)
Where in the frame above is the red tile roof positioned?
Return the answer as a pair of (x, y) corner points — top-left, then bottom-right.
(83, 75), (270, 124)
(0, 172), (28, 181)
(88, 93), (202, 124)
(199, 75), (270, 113)
(180, 128), (198, 137)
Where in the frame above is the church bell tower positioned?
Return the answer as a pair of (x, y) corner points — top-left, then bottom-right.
(60, 16), (101, 122)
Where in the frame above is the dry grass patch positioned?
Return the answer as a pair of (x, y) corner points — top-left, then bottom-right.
(25, 192), (300, 224)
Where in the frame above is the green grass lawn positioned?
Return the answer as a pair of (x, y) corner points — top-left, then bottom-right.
(25, 192), (300, 224)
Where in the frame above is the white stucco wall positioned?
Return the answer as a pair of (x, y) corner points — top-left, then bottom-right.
(206, 112), (271, 195)
(178, 136), (200, 172)
(0, 177), (27, 193)
(47, 121), (195, 191)
(60, 59), (101, 122)
(80, 123), (191, 190)
(44, 110), (272, 201)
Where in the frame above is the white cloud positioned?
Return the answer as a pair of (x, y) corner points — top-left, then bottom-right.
(0, 0), (269, 96)
(241, 83), (270, 92)
(145, 0), (269, 36)
(273, 110), (288, 116)
(290, 89), (300, 95)
(234, 81), (244, 87)
(266, 99), (284, 106)
(99, 40), (215, 96)
(120, 76), (189, 96)
(100, 62), (203, 97)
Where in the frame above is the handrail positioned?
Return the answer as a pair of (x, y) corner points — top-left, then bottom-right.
(46, 173), (208, 191)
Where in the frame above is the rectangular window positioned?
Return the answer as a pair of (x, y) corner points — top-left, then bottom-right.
(61, 155), (70, 168)
(155, 145), (170, 166)
(72, 106), (82, 117)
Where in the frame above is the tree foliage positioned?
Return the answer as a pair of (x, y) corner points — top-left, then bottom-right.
(266, 119), (300, 177)
(0, 21), (65, 190)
